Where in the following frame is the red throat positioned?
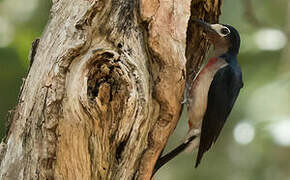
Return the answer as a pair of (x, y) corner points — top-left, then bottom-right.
(204, 57), (218, 68)
(194, 57), (218, 82)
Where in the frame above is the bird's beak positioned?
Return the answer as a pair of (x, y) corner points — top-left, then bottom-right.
(192, 19), (216, 34)
(193, 19), (225, 44)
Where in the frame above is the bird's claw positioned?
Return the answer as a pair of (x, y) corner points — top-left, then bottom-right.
(181, 98), (188, 105)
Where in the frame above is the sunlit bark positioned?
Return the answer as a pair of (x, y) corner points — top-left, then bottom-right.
(0, 0), (222, 179)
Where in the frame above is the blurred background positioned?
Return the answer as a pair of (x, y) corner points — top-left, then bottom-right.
(0, 0), (289, 179)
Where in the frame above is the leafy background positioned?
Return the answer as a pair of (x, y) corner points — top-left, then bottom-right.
(0, 0), (289, 179)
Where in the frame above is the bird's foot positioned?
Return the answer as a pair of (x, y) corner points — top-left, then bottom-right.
(181, 98), (188, 105)
(185, 129), (200, 143)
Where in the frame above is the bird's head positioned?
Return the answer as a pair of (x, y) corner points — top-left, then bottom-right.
(194, 19), (240, 57)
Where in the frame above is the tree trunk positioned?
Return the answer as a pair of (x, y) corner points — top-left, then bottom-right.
(0, 0), (222, 179)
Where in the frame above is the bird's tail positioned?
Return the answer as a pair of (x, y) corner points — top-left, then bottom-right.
(153, 135), (197, 175)
(184, 129), (201, 152)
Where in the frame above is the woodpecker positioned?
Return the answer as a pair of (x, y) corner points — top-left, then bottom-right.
(154, 19), (243, 173)
(186, 19), (243, 167)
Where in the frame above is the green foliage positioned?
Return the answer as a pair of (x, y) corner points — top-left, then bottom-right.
(0, 0), (289, 179)
(0, 0), (51, 138)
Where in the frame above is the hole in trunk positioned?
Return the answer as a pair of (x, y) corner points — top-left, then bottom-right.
(116, 140), (127, 162)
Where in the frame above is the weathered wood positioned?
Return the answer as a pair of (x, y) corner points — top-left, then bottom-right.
(0, 0), (222, 179)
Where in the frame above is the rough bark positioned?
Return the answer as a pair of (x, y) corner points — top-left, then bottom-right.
(0, 0), (222, 179)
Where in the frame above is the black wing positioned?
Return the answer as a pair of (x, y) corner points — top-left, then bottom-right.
(195, 65), (243, 167)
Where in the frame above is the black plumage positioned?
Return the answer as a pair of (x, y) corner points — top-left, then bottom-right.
(195, 55), (243, 167)
(153, 21), (244, 172)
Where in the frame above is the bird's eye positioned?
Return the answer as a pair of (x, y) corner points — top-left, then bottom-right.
(221, 28), (230, 35)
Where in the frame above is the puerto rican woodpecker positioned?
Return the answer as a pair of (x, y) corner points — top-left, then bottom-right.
(154, 19), (243, 173)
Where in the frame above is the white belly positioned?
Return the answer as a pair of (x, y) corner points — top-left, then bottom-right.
(185, 58), (227, 151)
(187, 72), (214, 129)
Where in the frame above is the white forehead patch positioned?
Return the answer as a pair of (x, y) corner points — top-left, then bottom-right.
(210, 24), (230, 37)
